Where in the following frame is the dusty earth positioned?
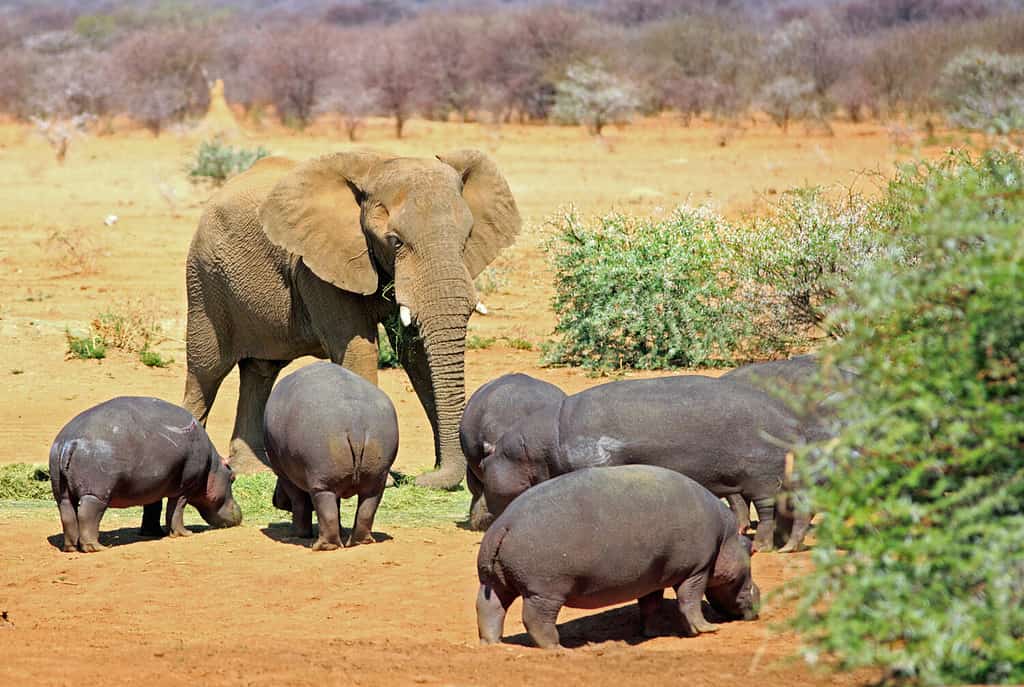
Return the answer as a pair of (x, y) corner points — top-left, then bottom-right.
(0, 112), (931, 684)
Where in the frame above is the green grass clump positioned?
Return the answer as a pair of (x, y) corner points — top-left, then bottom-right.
(0, 464), (52, 500)
(188, 138), (270, 185)
(504, 337), (533, 351)
(66, 332), (106, 360)
(466, 335), (496, 350)
(139, 348), (173, 368)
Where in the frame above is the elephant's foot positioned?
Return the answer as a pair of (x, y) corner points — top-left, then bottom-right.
(228, 438), (270, 474)
(415, 465), (465, 490)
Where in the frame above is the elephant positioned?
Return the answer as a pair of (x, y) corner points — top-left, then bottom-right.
(183, 149), (521, 488)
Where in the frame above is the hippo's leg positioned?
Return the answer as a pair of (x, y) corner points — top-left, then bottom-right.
(476, 584), (515, 645)
(522, 595), (563, 649)
(166, 496), (191, 537)
(57, 496), (80, 552)
(727, 494), (750, 534)
(752, 496), (776, 552)
(348, 489), (382, 547)
(778, 512), (812, 553)
(76, 495), (108, 553)
(675, 572), (718, 635)
(311, 491), (343, 551)
(276, 477), (312, 538)
(467, 471), (494, 531)
(637, 590), (663, 638)
(140, 500), (165, 537)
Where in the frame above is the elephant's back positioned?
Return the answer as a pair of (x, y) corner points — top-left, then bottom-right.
(186, 157), (304, 350)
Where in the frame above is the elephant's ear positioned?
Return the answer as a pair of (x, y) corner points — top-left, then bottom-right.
(260, 150), (388, 295)
(437, 149), (521, 278)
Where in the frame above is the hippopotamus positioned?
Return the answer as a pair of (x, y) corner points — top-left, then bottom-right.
(480, 375), (806, 551)
(460, 373), (566, 530)
(723, 354), (855, 551)
(49, 396), (243, 553)
(476, 465), (759, 648)
(263, 362), (398, 550)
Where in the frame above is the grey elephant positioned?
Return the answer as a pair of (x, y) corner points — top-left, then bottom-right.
(183, 149), (520, 488)
(460, 373), (566, 530)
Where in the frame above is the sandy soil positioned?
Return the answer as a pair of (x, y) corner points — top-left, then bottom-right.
(0, 113), (931, 685)
(0, 516), (870, 687)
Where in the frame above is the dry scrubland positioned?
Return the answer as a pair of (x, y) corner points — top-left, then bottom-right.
(0, 116), (945, 473)
(0, 116), (941, 686)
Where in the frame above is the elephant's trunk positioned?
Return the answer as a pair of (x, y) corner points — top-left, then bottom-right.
(410, 272), (474, 489)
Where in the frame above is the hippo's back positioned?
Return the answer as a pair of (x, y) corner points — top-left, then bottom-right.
(478, 466), (729, 607)
(461, 374), (566, 462)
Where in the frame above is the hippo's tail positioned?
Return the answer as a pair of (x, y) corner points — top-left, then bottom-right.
(477, 524), (512, 586)
(48, 440), (76, 501)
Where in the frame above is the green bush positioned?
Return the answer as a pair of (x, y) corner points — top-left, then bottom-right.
(139, 347), (172, 368)
(790, 150), (1024, 685)
(188, 138), (270, 184)
(377, 325), (400, 368)
(544, 206), (749, 370)
(725, 188), (906, 349)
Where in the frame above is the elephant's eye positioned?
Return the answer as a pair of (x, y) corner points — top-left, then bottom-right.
(388, 235), (404, 251)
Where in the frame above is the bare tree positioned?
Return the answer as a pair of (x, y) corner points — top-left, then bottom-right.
(362, 27), (418, 138)
(243, 24), (337, 128)
(110, 28), (213, 135)
(552, 60), (639, 135)
(409, 13), (485, 121)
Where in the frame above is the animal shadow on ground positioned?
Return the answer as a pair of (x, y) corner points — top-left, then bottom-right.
(260, 521), (393, 548)
(46, 525), (211, 551)
(502, 598), (723, 648)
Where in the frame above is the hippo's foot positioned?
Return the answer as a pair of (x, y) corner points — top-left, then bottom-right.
(777, 541), (802, 554)
(311, 537), (341, 552)
(79, 541), (107, 553)
(691, 619), (719, 634)
(62, 540), (79, 553)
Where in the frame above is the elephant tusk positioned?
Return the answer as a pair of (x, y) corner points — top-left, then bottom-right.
(475, 302), (488, 315)
(399, 305), (412, 327)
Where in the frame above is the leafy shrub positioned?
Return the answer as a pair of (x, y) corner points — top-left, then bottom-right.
(544, 206), (749, 370)
(790, 150), (1024, 685)
(759, 76), (815, 131)
(937, 49), (1024, 134)
(724, 188), (907, 350)
(66, 332), (106, 360)
(504, 337), (533, 351)
(188, 139), (270, 184)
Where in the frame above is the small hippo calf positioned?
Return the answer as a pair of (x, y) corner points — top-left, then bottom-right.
(264, 362), (398, 550)
(49, 397), (242, 553)
(476, 465), (759, 649)
(460, 373), (566, 530)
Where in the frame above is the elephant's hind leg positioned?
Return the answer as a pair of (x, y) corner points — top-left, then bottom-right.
(230, 358), (288, 472)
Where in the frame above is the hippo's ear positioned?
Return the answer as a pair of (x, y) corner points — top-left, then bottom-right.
(483, 441), (496, 457)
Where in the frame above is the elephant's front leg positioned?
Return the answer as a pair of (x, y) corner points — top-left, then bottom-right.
(229, 358), (288, 472)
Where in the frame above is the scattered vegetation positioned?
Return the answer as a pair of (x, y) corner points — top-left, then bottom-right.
(474, 266), (507, 296)
(43, 227), (102, 275)
(936, 49), (1024, 135)
(504, 337), (533, 351)
(0, 464), (52, 501)
(66, 303), (172, 366)
(551, 59), (639, 135)
(790, 150), (1024, 685)
(187, 138), (270, 184)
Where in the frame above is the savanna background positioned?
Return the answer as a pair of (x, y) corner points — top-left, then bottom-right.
(1, 1), (1022, 685)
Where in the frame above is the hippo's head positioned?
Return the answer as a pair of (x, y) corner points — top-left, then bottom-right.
(193, 453), (243, 529)
(706, 535), (760, 621)
(480, 430), (551, 518)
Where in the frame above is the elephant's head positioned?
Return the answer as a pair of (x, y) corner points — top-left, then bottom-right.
(259, 149), (521, 487)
